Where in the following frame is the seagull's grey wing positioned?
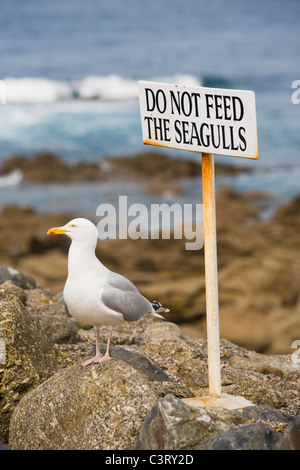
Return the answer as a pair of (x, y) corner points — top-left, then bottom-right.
(100, 272), (153, 322)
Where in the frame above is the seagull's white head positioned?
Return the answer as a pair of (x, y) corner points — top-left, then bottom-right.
(47, 218), (98, 246)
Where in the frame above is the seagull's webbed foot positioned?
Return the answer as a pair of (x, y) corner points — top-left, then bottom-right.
(81, 325), (113, 367)
(81, 353), (111, 367)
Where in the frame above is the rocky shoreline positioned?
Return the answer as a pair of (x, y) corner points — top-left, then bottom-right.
(0, 182), (299, 355)
(0, 150), (299, 449)
(0, 274), (299, 450)
(0, 150), (253, 184)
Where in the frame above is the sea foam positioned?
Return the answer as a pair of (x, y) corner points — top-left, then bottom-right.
(2, 74), (201, 104)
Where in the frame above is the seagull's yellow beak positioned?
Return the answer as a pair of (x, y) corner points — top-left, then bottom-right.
(47, 226), (69, 236)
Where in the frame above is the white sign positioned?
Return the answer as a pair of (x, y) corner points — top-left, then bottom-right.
(138, 81), (258, 160)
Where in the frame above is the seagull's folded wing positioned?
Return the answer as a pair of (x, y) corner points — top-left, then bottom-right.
(99, 272), (152, 322)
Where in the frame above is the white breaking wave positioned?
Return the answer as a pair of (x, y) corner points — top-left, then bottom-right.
(0, 169), (23, 187)
(2, 74), (201, 104)
(3, 78), (72, 103)
(77, 75), (138, 101)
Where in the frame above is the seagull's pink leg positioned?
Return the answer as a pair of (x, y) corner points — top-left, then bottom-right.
(98, 326), (112, 363)
(82, 326), (112, 367)
(82, 326), (103, 367)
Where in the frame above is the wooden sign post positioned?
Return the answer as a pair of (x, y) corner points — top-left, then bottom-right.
(138, 81), (258, 408)
(202, 152), (221, 397)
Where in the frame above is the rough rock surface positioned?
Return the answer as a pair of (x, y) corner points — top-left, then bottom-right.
(0, 265), (36, 290)
(133, 396), (295, 450)
(275, 415), (300, 450)
(0, 276), (298, 450)
(197, 423), (280, 450)
(34, 315), (80, 344)
(0, 281), (57, 442)
(138, 334), (295, 410)
(9, 359), (188, 450)
(133, 394), (231, 450)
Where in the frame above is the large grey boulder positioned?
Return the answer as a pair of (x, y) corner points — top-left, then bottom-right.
(0, 282), (57, 442)
(197, 423), (280, 450)
(133, 398), (294, 450)
(34, 315), (80, 344)
(275, 416), (300, 450)
(133, 394), (231, 450)
(0, 265), (36, 290)
(9, 359), (189, 450)
(0, 273), (298, 451)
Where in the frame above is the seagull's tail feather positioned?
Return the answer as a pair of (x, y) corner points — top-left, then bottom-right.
(150, 300), (170, 319)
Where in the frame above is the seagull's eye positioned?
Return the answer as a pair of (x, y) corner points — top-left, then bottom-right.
(71, 224), (76, 228)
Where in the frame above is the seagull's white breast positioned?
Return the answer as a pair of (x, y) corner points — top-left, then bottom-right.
(63, 270), (124, 326)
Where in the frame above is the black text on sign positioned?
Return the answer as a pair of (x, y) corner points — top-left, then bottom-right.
(138, 81), (258, 160)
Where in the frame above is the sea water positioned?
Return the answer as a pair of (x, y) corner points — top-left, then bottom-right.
(0, 0), (299, 213)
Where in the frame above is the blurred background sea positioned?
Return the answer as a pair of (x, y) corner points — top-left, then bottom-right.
(0, 0), (299, 214)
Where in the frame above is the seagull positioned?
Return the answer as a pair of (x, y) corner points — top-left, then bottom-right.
(47, 217), (169, 367)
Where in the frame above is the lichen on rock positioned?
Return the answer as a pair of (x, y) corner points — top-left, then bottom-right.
(9, 360), (162, 450)
(0, 281), (57, 442)
(0, 272), (298, 450)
